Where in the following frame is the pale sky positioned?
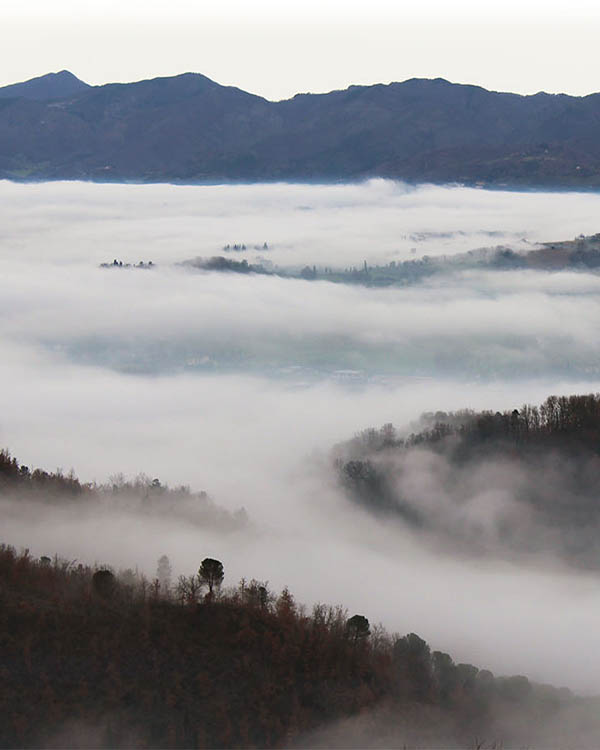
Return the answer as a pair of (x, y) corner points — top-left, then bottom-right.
(2, 0), (600, 100)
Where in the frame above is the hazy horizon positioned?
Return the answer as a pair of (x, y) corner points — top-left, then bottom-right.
(4, 0), (600, 100)
(6, 68), (600, 102)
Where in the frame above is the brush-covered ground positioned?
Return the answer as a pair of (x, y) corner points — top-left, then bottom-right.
(1, 541), (597, 749)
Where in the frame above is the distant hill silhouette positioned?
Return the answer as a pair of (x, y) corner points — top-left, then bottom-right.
(1, 71), (600, 185)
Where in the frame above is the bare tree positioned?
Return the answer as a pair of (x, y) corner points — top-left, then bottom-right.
(176, 574), (201, 605)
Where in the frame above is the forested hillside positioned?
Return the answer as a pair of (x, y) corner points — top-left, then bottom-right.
(0, 449), (247, 531)
(4, 397), (600, 746)
(0, 543), (592, 749)
(335, 393), (600, 569)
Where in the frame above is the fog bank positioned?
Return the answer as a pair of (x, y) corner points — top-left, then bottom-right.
(2, 180), (600, 695)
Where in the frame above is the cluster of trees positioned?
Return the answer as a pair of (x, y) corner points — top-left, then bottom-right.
(222, 243), (269, 252)
(0, 449), (248, 531)
(0, 542), (580, 749)
(338, 393), (600, 460)
(411, 393), (600, 456)
(99, 259), (155, 269)
(335, 394), (600, 568)
(0, 449), (85, 497)
(223, 244), (248, 252)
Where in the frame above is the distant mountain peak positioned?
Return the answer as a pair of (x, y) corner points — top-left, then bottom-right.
(48, 69), (78, 78)
(0, 70), (90, 101)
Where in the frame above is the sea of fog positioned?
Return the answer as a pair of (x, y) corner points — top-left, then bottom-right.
(2, 178), (600, 693)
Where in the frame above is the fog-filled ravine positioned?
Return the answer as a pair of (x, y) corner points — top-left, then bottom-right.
(3, 178), (600, 702)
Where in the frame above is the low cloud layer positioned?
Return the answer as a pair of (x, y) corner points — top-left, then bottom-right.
(2, 253), (600, 380)
(2, 180), (600, 696)
(3, 178), (600, 269)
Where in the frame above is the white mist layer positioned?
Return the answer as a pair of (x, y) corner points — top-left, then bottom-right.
(2, 178), (600, 269)
(2, 180), (600, 694)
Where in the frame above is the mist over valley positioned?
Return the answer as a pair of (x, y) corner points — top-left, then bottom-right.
(3, 179), (600, 746)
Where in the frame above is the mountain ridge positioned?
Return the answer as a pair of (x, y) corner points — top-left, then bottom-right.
(1, 71), (576, 103)
(2, 70), (600, 186)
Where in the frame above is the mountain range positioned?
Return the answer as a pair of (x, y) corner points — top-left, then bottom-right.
(1, 70), (600, 186)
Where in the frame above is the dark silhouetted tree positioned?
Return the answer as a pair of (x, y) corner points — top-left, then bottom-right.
(346, 614), (370, 643)
(394, 632), (434, 702)
(198, 558), (224, 596)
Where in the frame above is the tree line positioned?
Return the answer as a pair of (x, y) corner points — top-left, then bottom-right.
(0, 448), (247, 531)
(340, 393), (600, 457)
